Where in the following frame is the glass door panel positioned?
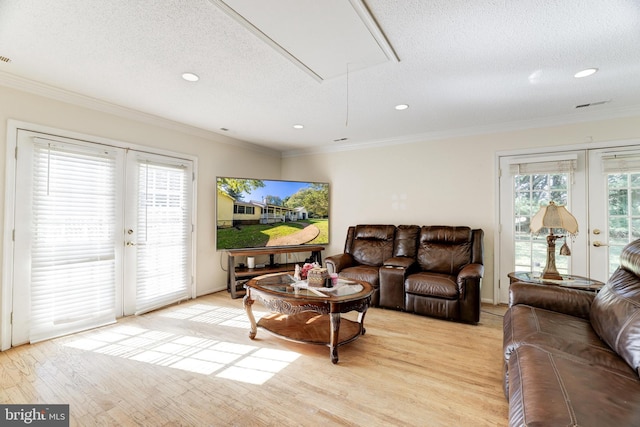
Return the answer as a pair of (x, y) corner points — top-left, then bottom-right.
(589, 150), (640, 281)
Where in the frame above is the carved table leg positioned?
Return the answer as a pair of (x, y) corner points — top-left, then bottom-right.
(243, 292), (257, 340)
(357, 308), (368, 335)
(330, 312), (341, 364)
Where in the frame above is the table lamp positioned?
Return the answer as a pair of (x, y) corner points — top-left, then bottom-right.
(530, 201), (578, 280)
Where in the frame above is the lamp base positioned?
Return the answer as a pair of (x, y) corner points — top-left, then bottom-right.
(542, 232), (563, 280)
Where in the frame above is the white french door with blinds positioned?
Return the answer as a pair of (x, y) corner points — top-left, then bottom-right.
(588, 147), (640, 281)
(498, 142), (640, 304)
(10, 130), (194, 346)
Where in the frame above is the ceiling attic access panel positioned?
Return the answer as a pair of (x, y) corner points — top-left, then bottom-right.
(209, 0), (399, 81)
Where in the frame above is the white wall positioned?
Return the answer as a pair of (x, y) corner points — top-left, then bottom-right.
(0, 85), (282, 297)
(282, 115), (640, 302)
(3, 83), (640, 304)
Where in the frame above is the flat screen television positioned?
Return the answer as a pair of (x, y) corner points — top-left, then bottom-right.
(216, 177), (330, 250)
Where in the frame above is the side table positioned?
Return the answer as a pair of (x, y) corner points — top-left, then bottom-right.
(508, 271), (604, 292)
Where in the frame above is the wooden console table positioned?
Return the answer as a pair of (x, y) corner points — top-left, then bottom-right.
(226, 245), (324, 299)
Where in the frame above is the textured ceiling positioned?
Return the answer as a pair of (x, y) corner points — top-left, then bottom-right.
(1, 0), (639, 155)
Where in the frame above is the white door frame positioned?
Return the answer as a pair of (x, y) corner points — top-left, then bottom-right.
(2, 119), (198, 350)
(497, 150), (588, 304)
(494, 138), (640, 305)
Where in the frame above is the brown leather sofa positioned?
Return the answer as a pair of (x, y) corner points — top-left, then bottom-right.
(503, 238), (640, 426)
(325, 224), (484, 323)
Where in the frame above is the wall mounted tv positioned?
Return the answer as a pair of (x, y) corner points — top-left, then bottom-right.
(216, 177), (330, 250)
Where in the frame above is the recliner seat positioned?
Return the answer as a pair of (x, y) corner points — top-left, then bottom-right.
(325, 224), (396, 306)
(405, 226), (484, 323)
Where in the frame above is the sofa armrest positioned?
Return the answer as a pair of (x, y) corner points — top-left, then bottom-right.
(379, 265), (408, 310)
(455, 263), (484, 323)
(458, 263), (484, 282)
(383, 256), (415, 269)
(379, 257), (415, 310)
(509, 282), (595, 320)
(325, 253), (354, 274)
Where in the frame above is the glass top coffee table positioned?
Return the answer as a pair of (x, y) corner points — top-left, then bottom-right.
(243, 272), (373, 364)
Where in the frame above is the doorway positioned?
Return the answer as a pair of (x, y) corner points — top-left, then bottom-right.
(497, 142), (640, 303)
(7, 128), (195, 346)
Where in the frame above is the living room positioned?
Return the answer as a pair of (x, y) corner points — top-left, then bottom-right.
(1, 1), (640, 425)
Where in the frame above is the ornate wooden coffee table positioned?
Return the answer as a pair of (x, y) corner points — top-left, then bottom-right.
(243, 272), (373, 364)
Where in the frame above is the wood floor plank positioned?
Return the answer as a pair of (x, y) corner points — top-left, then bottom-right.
(0, 292), (508, 426)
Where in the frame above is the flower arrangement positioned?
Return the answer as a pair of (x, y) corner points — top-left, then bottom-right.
(300, 262), (319, 279)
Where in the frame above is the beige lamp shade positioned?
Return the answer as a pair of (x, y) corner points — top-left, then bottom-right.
(530, 201), (578, 235)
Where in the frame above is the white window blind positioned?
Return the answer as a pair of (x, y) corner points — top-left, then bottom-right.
(508, 155), (578, 175)
(601, 153), (640, 173)
(134, 159), (191, 315)
(30, 138), (117, 343)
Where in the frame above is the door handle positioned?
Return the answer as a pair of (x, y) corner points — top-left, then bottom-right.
(593, 241), (609, 247)
(126, 241), (137, 246)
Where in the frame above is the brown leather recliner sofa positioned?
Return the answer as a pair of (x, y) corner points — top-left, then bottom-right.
(503, 238), (640, 426)
(325, 224), (484, 323)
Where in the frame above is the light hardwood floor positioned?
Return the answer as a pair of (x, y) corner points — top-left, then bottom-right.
(0, 292), (509, 426)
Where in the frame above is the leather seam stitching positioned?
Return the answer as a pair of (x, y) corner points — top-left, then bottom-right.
(531, 306), (540, 333)
(615, 309), (640, 351)
(547, 352), (578, 426)
(512, 348), (526, 425)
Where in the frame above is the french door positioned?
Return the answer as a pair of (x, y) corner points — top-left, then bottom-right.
(498, 151), (587, 303)
(11, 130), (193, 346)
(588, 147), (640, 281)
(498, 144), (640, 303)
(123, 151), (193, 316)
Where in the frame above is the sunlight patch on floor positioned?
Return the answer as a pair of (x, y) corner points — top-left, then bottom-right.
(159, 303), (268, 329)
(64, 305), (299, 385)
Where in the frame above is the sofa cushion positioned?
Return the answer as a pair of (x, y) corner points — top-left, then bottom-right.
(393, 225), (419, 258)
(417, 226), (472, 274)
(504, 305), (630, 375)
(339, 265), (380, 288)
(349, 225), (395, 266)
(405, 272), (458, 299)
(508, 344), (640, 427)
(340, 265), (381, 306)
(591, 265), (640, 375)
(353, 224), (395, 241)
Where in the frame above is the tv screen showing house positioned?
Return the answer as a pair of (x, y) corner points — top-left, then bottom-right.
(216, 177), (330, 250)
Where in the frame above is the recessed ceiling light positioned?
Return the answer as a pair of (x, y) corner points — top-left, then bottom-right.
(574, 68), (598, 78)
(181, 72), (199, 82)
(293, 124), (304, 129)
(395, 104), (409, 110)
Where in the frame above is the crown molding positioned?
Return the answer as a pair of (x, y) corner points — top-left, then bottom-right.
(282, 104), (640, 158)
(0, 71), (281, 158)
(3, 70), (639, 161)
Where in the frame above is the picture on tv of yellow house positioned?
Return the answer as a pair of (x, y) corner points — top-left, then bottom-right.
(216, 177), (330, 250)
